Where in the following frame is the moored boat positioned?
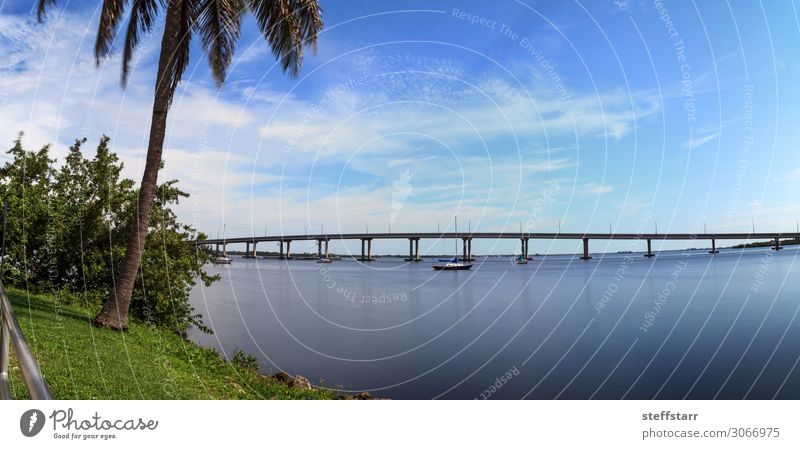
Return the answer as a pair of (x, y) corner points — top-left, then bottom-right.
(434, 217), (472, 271)
(433, 261), (472, 270)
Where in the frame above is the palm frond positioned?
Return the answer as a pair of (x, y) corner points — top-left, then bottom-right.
(95, 0), (130, 66)
(247, 0), (323, 77)
(121, 0), (163, 86)
(291, 0), (322, 51)
(196, 0), (243, 86)
(36, 0), (58, 22)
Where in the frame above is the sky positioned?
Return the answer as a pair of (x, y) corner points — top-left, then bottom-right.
(1, 0), (800, 256)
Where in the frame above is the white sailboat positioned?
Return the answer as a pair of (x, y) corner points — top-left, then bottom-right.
(214, 225), (232, 264)
(433, 217), (473, 271)
(316, 235), (332, 263)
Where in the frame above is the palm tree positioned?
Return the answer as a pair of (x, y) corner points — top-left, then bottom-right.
(38, 0), (323, 330)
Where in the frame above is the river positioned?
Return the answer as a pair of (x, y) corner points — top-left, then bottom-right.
(188, 246), (800, 399)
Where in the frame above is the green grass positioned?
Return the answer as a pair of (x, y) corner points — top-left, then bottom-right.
(6, 289), (335, 399)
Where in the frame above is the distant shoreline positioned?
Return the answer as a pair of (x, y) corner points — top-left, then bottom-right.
(732, 238), (800, 249)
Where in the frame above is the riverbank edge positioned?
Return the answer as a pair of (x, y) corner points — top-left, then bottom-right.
(5, 288), (367, 400)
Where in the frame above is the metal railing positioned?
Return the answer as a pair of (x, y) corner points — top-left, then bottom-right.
(0, 282), (53, 399)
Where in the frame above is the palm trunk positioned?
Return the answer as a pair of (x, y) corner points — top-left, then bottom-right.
(93, 2), (183, 330)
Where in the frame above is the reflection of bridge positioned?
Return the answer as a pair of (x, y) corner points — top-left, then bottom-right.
(195, 232), (799, 261)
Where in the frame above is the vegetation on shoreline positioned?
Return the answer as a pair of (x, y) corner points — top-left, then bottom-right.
(7, 288), (335, 399)
(0, 135), (217, 334)
(732, 238), (800, 249)
(36, 0), (323, 331)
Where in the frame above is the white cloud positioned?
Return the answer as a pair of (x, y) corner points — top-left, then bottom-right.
(387, 155), (436, 167)
(770, 169), (800, 183)
(523, 158), (576, 172)
(581, 182), (614, 195)
(685, 130), (720, 151)
(0, 11), (656, 249)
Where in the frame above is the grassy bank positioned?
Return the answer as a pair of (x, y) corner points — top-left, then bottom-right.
(6, 289), (334, 399)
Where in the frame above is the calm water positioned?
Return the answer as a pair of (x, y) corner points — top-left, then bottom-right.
(188, 246), (800, 399)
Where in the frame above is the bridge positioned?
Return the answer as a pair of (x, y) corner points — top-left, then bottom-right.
(195, 232), (800, 261)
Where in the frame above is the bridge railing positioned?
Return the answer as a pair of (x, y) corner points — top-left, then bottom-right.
(0, 281), (53, 400)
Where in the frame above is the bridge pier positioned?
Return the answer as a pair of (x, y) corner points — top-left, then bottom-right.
(279, 241), (284, 259)
(580, 238), (592, 260)
(405, 238), (421, 261)
(773, 237), (783, 251)
(462, 238), (468, 262)
(644, 238), (654, 257)
(709, 238), (718, 254)
(285, 241), (291, 259)
(359, 239), (374, 261)
(324, 239), (330, 257)
(252, 241), (258, 258)
(521, 238), (529, 260)
(467, 238), (473, 261)
(317, 240), (322, 258)
(215, 243), (220, 256)
(242, 241), (257, 258)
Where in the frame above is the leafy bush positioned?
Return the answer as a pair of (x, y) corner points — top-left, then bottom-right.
(231, 349), (260, 372)
(0, 133), (218, 333)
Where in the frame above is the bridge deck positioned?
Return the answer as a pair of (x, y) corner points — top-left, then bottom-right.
(196, 232), (800, 245)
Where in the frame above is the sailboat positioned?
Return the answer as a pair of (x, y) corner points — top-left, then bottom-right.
(316, 237), (333, 263)
(433, 217), (473, 271)
(214, 255), (233, 264)
(316, 253), (332, 263)
(214, 225), (233, 264)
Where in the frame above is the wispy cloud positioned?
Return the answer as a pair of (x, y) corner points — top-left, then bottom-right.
(0, 10), (658, 250)
(387, 155), (437, 167)
(685, 130), (720, 151)
(581, 182), (614, 195)
(523, 158), (577, 172)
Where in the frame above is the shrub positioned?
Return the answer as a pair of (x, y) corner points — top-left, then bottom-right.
(231, 349), (260, 372)
(0, 133), (218, 333)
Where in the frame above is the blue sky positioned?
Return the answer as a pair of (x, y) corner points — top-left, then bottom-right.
(1, 1), (799, 255)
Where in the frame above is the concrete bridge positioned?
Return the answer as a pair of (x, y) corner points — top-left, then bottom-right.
(195, 232), (800, 261)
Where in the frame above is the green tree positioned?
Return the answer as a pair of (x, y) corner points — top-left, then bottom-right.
(1, 134), (218, 334)
(0, 134), (57, 288)
(38, 0), (323, 330)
